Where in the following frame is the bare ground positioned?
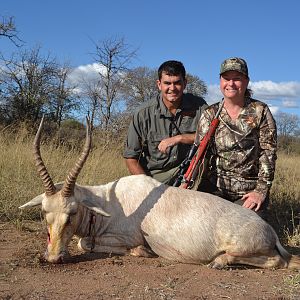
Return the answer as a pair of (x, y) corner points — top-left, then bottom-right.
(0, 222), (300, 300)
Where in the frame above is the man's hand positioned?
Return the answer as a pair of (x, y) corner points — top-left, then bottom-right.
(158, 136), (180, 154)
(158, 133), (195, 154)
(242, 191), (265, 211)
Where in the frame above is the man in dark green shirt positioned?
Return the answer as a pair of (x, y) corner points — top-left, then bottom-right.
(123, 60), (207, 185)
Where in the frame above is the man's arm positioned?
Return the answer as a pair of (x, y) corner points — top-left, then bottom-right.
(126, 133), (196, 175)
(125, 158), (146, 175)
(158, 133), (195, 154)
(124, 109), (148, 175)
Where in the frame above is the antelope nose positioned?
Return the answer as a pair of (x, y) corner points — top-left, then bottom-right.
(44, 250), (65, 264)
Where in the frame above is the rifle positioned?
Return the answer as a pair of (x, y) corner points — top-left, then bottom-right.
(172, 143), (198, 187)
(173, 101), (224, 189)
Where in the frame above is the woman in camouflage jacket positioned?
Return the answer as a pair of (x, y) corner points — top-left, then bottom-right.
(195, 57), (277, 219)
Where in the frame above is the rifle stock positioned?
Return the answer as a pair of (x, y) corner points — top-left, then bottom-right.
(174, 101), (224, 189)
(181, 118), (219, 189)
(173, 143), (198, 187)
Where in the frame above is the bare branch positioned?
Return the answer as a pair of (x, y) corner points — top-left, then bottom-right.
(121, 66), (158, 112)
(0, 46), (78, 125)
(90, 36), (138, 129)
(276, 112), (300, 137)
(0, 16), (23, 47)
(185, 74), (207, 97)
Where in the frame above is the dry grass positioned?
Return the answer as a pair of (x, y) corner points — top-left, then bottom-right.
(0, 126), (128, 221)
(269, 152), (300, 245)
(0, 127), (300, 246)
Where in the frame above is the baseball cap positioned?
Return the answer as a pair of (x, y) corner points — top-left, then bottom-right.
(220, 57), (249, 77)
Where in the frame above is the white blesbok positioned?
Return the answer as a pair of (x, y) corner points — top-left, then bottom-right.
(20, 117), (300, 269)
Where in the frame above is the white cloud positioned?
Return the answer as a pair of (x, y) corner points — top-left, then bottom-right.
(282, 99), (298, 108)
(77, 63), (106, 75)
(249, 81), (300, 100)
(206, 80), (300, 114)
(269, 106), (280, 115)
(68, 63), (106, 85)
(205, 84), (222, 104)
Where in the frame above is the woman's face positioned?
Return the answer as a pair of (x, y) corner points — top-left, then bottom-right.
(220, 70), (249, 100)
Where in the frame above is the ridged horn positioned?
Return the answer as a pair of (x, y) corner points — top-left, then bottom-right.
(34, 116), (56, 196)
(61, 117), (92, 198)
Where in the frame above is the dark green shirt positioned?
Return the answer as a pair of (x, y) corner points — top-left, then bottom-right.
(124, 93), (207, 176)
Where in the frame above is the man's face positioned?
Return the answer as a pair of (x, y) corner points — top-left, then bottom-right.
(157, 71), (186, 107)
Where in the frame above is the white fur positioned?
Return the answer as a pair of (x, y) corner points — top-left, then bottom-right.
(20, 174), (296, 268)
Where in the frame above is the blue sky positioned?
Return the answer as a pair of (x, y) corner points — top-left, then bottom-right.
(2, 0), (300, 116)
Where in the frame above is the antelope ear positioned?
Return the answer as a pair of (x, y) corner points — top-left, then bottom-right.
(19, 194), (44, 209)
(80, 199), (110, 217)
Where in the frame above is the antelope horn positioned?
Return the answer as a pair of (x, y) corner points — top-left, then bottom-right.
(34, 116), (56, 196)
(61, 117), (92, 198)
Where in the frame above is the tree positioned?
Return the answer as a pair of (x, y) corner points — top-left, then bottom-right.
(276, 112), (300, 137)
(121, 66), (158, 112)
(275, 112), (300, 154)
(0, 47), (57, 124)
(91, 36), (137, 129)
(0, 47), (77, 125)
(79, 77), (102, 131)
(47, 64), (79, 127)
(185, 74), (207, 97)
(0, 16), (22, 46)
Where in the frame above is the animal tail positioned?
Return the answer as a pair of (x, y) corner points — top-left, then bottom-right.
(274, 229), (300, 269)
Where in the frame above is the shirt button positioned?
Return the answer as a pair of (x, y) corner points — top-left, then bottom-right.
(173, 155), (177, 159)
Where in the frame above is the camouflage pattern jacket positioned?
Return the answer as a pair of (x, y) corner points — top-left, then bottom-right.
(195, 98), (277, 200)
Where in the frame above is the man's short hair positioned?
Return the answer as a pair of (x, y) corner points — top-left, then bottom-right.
(158, 60), (186, 80)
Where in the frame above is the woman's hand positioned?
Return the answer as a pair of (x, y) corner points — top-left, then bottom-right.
(242, 191), (265, 211)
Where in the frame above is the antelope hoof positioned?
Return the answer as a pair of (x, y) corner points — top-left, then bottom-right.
(130, 245), (157, 258)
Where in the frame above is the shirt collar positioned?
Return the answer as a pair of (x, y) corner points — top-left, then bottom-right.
(157, 94), (187, 118)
